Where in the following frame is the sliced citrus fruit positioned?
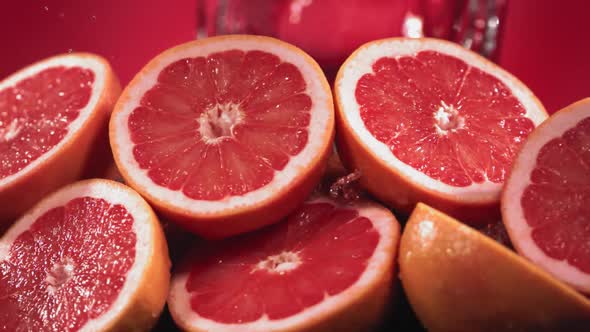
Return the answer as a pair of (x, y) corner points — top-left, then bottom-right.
(502, 98), (590, 293)
(110, 35), (334, 239)
(400, 203), (590, 332)
(0, 53), (120, 226)
(0, 179), (170, 331)
(168, 194), (399, 332)
(334, 37), (547, 225)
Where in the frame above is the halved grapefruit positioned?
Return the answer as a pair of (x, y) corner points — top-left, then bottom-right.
(0, 179), (170, 331)
(110, 35), (334, 239)
(334, 38), (547, 225)
(168, 194), (399, 332)
(502, 97), (590, 293)
(0, 53), (120, 227)
(400, 203), (590, 332)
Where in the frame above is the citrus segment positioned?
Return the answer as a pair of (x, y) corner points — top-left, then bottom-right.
(0, 179), (170, 331)
(400, 203), (590, 332)
(503, 98), (590, 293)
(111, 35), (333, 238)
(168, 195), (399, 332)
(335, 38), (547, 224)
(0, 53), (120, 225)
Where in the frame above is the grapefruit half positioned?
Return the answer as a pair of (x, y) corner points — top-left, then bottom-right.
(334, 38), (547, 225)
(110, 35), (334, 238)
(168, 194), (399, 332)
(502, 97), (590, 293)
(0, 179), (170, 331)
(0, 53), (120, 226)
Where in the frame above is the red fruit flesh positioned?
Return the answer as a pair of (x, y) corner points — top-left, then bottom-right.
(0, 197), (136, 331)
(183, 201), (379, 323)
(356, 51), (535, 187)
(0, 67), (93, 179)
(128, 50), (312, 200)
(521, 116), (590, 273)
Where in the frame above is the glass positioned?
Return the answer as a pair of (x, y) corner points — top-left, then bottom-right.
(197, 0), (507, 79)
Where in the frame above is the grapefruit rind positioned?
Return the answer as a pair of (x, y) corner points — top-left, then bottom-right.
(502, 97), (590, 293)
(168, 197), (399, 332)
(0, 179), (170, 331)
(400, 203), (590, 331)
(334, 38), (547, 219)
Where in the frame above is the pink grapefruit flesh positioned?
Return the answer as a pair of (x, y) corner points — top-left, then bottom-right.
(129, 50), (310, 199)
(356, 50), (534, 187)
(0, 66), (93, 179)
(0, 197), (135, 330)
(168, 195), (399, 332)
(523, 117), (590, 272)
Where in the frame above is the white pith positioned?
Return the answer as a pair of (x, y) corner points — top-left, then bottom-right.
(336, 38), (547, 203)
(198, 103), (244, 143)
(111, 36), (332, 215)
(168, 197), (397, 332)
(503, 99), (590, 292)
(0, 54), (107, 188)
(0, 180), (156, 331)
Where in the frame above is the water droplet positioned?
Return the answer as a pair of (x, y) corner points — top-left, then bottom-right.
(58, 12), (65, 19)
(68, 48), (74, 53)
(15, 94), (22, 101)
(91, 15), (97, 21)
(58, 91), (65, 97)
(44, 5), (49, 11)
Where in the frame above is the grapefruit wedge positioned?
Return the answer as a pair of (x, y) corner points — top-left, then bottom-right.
(503, 98), (590, 293)
(334, 38), (547, 225)
(400, 203), (590, 332)
(0, 53), (120, 226)
(110, 35), (334, 238)
(168, 195), (399, 332)
(0, 179), (170, 331)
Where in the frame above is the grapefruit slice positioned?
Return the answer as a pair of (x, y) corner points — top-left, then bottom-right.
(0, 179), (170, 331)
(400, 203), (590, 332)
(0, 53), (120, 226)
(502, 98), (590, 293)
(334, 38), (547, 225)
(110, 35), (334, 239)
(168, 195), (399, 332)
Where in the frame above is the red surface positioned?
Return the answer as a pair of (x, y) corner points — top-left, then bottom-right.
(129, 50), (310, 200)
(0, 197), (136, 330)
(499, 1), (590, 113)
(184, 200), (379, 323)
(356, 51), (534, 187)
(522, 116), (590, 272)
(0, 0), (196, 85)
(0, 66), (92, 179)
